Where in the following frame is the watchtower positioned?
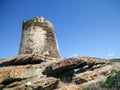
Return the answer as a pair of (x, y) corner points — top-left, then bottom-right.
(19, 16), (60, 58)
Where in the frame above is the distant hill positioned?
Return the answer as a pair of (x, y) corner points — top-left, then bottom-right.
(109, 58), (120, 62)
(0, 58), (7, 61)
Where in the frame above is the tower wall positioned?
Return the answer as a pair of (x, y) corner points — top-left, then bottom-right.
(19, 16), (60, 58)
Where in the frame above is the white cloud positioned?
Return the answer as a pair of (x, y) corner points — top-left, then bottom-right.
(70, 53), (79, 57)
(107, 53), (115, 57)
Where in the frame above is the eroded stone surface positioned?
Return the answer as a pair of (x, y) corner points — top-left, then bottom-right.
(0, 55), (120, 90)
(3, 77), (58, 90)
(43, 57), (110, 75)
(19, 16), (60, 58)
(0, 54), (58, 67)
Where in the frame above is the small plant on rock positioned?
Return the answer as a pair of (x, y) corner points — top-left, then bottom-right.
(101, 70), (120, 89)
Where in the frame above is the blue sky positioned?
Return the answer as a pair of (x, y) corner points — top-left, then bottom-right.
(0, 0), (120, 59)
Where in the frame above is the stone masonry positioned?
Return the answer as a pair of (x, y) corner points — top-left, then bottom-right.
(19, 16), (60, 58)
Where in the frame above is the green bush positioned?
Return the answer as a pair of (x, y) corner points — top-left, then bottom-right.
(110, 58), (120, 62)
(82, 87), (91, 90)
(101, 70), (120, 88)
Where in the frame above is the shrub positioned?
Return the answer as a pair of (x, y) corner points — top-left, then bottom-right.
(82, 87), (91, 90)
(101, 70), (120, 89)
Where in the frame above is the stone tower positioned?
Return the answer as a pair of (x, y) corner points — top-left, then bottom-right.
(19, 16), (60, 58)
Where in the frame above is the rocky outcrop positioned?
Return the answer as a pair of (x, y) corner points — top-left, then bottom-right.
(0, 54), (59, 90)
(0, 54), (58, 67)
(0, 54), (43, 67)
(43, 57), (109, 75)
(2, 77), (59, 90)
(1, 54), (119, 90)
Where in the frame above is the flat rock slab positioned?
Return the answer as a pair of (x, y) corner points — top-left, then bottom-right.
(0, 65), (46, 84)
(0, 54), (57, 67)
(43, 57), (110, 75)
(3, 77), (59, 90)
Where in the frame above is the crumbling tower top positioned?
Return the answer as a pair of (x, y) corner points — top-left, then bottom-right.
(19, 16), (60, 58)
